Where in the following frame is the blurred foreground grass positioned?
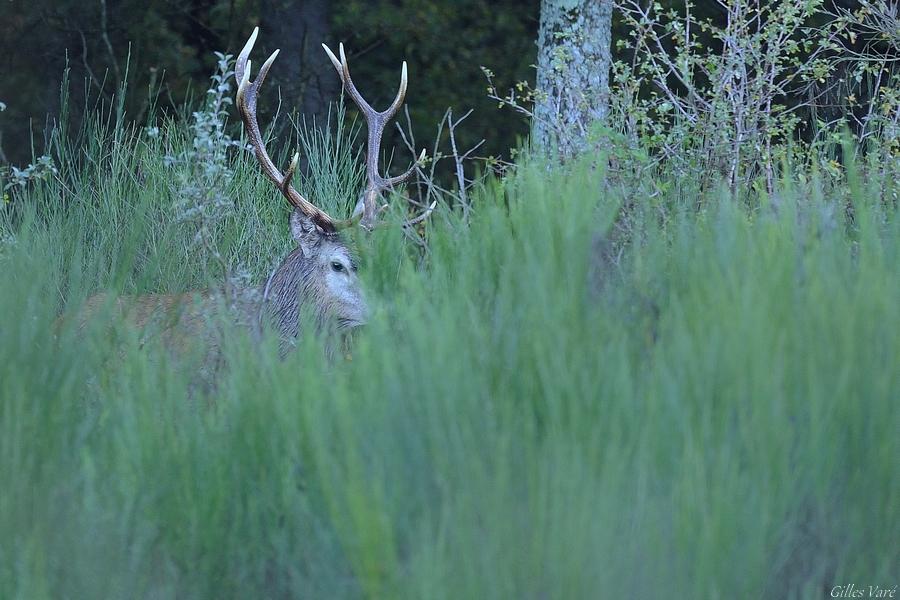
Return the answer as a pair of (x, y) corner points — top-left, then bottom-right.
(0, 110), (897, 599)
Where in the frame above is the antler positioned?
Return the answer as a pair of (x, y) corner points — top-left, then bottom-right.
(322, 43), (427, 230)
(236, 28), (351, 233)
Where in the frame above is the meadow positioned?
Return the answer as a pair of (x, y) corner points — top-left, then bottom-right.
(0, 94), (897, 598)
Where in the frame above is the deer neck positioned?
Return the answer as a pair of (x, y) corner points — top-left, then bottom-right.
(259, 248), (325, 344)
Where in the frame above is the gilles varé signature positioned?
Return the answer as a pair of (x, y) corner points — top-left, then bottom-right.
(831, 584), (898, 598)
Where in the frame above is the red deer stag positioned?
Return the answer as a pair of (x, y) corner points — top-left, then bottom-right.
(77, 27), (430, 356)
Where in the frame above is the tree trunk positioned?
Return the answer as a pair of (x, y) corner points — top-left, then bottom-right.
(260, 0), (338, 124)
(534, 0), (613, 159)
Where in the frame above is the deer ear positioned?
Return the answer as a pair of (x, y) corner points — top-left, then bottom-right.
(290, 209), (324, 256)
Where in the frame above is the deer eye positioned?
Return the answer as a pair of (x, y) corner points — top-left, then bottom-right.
(331, 261), (345, 273)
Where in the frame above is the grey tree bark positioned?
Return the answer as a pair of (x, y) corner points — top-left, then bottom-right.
(534, 0), (613, 159)
(260, 0), (338, 124)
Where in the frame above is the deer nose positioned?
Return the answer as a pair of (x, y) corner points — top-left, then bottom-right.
(358, 297), (371, 324)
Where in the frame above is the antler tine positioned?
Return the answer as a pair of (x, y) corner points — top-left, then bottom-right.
(234, 27), (256, 94)
(383, 148), (427, 188)
(322, 43), (375, 116)
(322, 42), (422, 229)
(403, 201), (437, 228)
(237, 28), (349, 232)
(386, 61), (408, 122)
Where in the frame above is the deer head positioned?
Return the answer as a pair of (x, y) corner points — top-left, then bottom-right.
(234, 28), (430, 344)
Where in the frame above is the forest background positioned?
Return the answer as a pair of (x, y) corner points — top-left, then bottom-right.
(1, 0), (877, 170)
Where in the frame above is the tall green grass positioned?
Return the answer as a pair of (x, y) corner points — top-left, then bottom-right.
(0, 106), (897, 599)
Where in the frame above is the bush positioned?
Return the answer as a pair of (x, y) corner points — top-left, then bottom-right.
(611, 0), (900, 193)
